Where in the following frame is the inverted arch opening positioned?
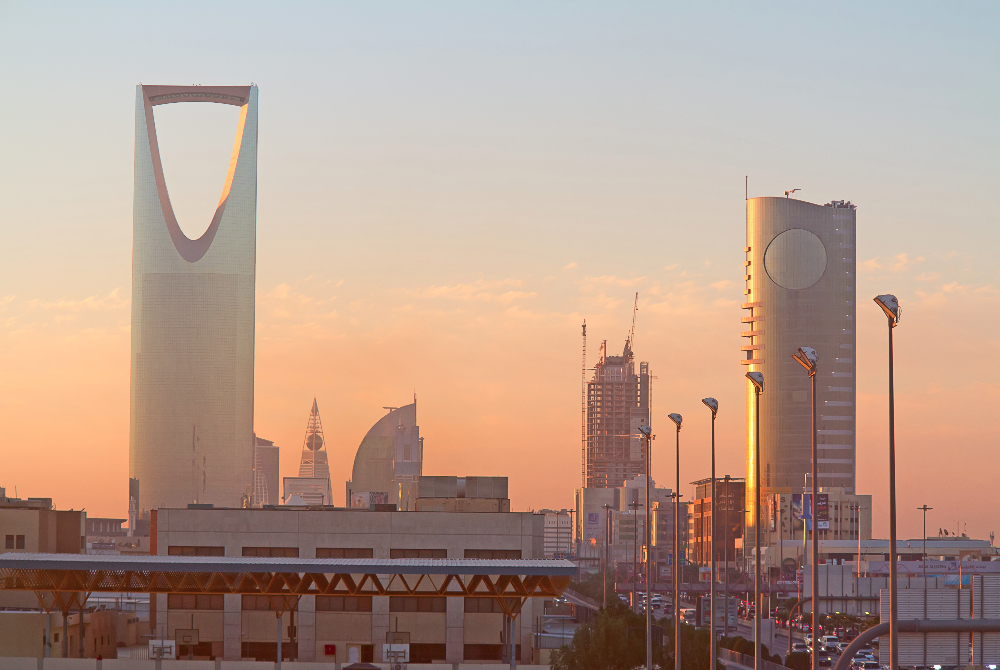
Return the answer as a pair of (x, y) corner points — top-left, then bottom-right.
(152, 103), (242, 240)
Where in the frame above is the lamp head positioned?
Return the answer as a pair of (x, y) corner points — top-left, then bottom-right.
(668, 413), (683, 429)
(638, 425), (652, 438)
(701, 397), (718, 416)
(746, 371), (764, 393)
(792, 346), (818, 375)
(874, 294), (901, 326)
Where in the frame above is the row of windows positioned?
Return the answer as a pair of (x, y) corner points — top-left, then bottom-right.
(316, 596), (372, 612)
(4, 535), (25, 549)
(241, 595), (300, 610)
(316, 548), (373, 559)
(389, 596), (447, 612)
(168, 546), (224, 556)
(243, 547), (299, 558)
(169, 595), (518, 613)
(165, 546), (516, 559)
(464, 549), (520, 559)
(167, 594), (225, 610)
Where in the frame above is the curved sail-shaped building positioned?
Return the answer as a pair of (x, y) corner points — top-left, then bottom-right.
(129, 85), (258, 513)
(346, 402), (422, 509)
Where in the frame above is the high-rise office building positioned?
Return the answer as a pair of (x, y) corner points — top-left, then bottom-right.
(251, 435), (279, 507)
(742, 197), (857, 534)
(346, 401), (422, 509)
(584, 341), (651, 489)
(129, 85), (258, 512)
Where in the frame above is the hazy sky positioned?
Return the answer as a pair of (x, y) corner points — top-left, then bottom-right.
(1, 2), (998, 541)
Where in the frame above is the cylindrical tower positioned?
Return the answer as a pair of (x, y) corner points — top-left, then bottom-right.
(742, 197), (857, 553)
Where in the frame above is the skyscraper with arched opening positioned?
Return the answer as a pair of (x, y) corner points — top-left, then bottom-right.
(128, 85), (258, 513)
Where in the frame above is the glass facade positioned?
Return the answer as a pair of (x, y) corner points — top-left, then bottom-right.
(129, 85), (258, 512)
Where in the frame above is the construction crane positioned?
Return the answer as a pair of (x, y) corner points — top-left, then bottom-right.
(626, 292), (638, 352)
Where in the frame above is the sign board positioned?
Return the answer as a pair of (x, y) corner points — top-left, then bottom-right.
(699, 567), (711, 582)
(384, 643), (410, 663)
(792, 493), (829, 530)
(174, 629), (199, 646)
(324, 644), (337, 656)
(149, 640), (175, 660)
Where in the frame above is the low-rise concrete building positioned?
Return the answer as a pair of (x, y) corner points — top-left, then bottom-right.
(151, 506), (544, 664)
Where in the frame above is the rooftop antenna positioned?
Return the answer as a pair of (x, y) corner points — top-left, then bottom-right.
(784, 189), (800, 198)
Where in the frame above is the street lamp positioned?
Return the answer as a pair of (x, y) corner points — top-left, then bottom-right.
(746, 371), (763, 670)
(629, 500), (643, 614)
(603, 503), (613, 610)
(639, 423), (655, 670)
(668, 413), (683, 670)
(792, 346), (819, 670)
(702, 397), (720, 670)
(724, 474), (732, 638)
(918, 505), (933, 628)
(874, 293), (901, 670)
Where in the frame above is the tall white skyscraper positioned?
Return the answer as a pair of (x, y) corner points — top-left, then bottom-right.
(742, 196), (857, 540)
(129, 85), (258, 512)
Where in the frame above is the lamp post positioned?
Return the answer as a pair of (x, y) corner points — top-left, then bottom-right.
(702, 398), (719, 670)
(918, 504), (932, 631)
(792, 346), (819, 670)
(724, 474), (732, 637)
(603, 503), (613, 610)
(668, 413), (684, 670)
(746, 372), (764, 670)
(639, 424), (655, 670)
(874, 294), (901, 670)
(630, 500), (643, 614)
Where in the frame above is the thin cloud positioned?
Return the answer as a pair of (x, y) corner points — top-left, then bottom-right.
(562, 262), (578, 270)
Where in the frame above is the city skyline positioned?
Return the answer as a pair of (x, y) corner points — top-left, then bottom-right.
(1, 3), (998, 541)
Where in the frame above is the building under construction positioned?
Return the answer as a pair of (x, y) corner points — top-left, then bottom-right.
(583, 338), (651, 489)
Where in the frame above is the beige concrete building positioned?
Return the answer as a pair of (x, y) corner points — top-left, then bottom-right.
(742, 197), (857, 553)
(0, 491), (86, 610)
(151, 506), (544, 663)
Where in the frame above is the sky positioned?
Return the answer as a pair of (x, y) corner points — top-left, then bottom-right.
(0, 2), (998, 541)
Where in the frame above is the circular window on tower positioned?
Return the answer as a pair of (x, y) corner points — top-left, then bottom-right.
(763, 228), (827, 290)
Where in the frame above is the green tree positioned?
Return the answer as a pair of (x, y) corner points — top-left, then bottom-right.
(552, 600), (722, 670)
(785, 651), (810, 670)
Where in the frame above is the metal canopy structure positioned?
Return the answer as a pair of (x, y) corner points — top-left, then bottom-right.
(0, 553), (575, 618)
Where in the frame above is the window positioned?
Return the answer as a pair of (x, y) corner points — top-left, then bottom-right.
(464, 549), (520, 559)
(315, 596), (373, 612)
(15, 535), (25, 549)
(389, 597), (446, 613)
(242, 547), (298, 557)
(464, 644), (520, 661)
(167, 594), (225, 610)
(241, 595), (299, 611)
(389, 549), (447, 559)
(168, 546), (224, 556)
(316, 548), (373, 559)
(409, 643), (446, 663)
(465, 598), (515, 613)
(4, 536), (12, 549)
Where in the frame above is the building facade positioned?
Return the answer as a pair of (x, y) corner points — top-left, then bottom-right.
(346, 402), (422, 509)
(687, 477), (745, 567)
(540, 509), (573, 559)
(150, 507), (544, 663)
(283, 399), (333, 505)
(251, 436), (280, 507)
(129, 84), (258, 512)
(584, 341), (651, 489)
(742, 197), (857, 548)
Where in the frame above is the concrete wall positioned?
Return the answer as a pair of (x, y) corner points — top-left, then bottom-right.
(0, 662), (553, 670)
(152, 507), (546, 663)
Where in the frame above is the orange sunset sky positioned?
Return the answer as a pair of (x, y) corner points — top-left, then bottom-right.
(1, 3), (998, 541)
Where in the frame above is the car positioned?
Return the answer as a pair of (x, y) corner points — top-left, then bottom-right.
(792, 643), (808, 654)
(818, 653), (833, 667)
(838, 642), (852, 653)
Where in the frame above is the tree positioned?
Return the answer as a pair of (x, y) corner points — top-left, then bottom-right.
(552, 599), (721, 670)
(785, 651), (810, 670)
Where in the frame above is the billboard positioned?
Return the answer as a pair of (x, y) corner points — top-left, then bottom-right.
(792, 493), (829, 530)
